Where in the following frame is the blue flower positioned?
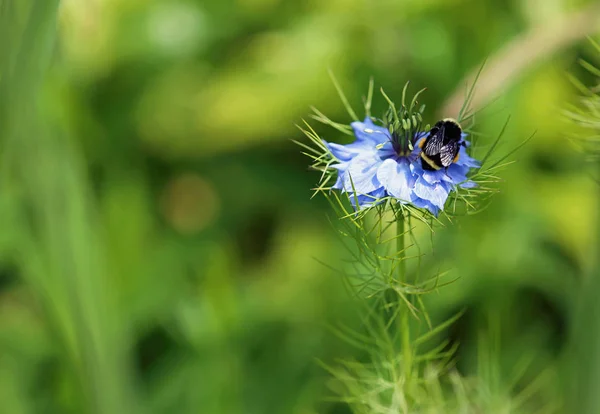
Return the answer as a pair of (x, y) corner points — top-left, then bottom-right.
(324, 117), (480, 216)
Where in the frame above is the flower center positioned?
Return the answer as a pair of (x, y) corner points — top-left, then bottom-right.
(391, 130), (414, 157)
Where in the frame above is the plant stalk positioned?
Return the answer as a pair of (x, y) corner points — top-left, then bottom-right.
(397, 212), (412, 383)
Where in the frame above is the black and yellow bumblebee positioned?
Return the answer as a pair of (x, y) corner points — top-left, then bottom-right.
(419, 118), (464, 171)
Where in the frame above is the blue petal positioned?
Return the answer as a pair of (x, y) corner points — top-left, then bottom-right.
(323, 117), (391, 162)
(411, 197), (440, 216)
(351, 117), (391, 146)
(325, 140), (375, 162)
(329, 160), (351, 190)
(409, 159), (444, 185)
(413, 177), (450, 210)
(331, 169), (345, 190)
(342, 152), (383, 194)
(460, 180), (477, 189)
(456, 146), (480, 168)
(422, 169), (444, 184)
(442, 163), (469, 184)
(376, 158), (414, 202)
(350, 187), (387, 210)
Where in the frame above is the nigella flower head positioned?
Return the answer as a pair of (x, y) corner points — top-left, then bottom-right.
(326, 116), (480, 216)
(303, 82), (481, 217)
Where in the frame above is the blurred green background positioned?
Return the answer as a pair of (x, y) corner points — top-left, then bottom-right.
(1, 0), (600, 413)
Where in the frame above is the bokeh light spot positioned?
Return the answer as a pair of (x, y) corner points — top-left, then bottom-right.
(160, 173), (220, 234)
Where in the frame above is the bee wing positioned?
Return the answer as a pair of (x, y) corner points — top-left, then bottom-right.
(439, 140), (460, 167)
(423, 126), (444, 156)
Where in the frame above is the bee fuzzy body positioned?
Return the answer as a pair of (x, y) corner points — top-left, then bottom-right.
(419, 118), (462, 171)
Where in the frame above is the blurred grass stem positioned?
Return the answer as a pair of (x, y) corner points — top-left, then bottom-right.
(441, 3), (600, 117)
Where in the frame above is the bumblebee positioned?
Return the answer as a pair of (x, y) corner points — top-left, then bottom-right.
(419, 118), (463, 171)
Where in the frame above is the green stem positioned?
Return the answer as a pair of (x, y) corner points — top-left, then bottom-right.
(397, 212), (412, 384)
(397, 213), (406, 282)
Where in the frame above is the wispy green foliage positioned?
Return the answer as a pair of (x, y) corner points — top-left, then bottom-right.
(320, 192), (451, 303)
(319, 299), (461, 414)
(445, 117), (536, 218)
(320, 269), (562, 414)
(565, 38), (600, 167)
